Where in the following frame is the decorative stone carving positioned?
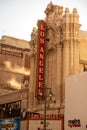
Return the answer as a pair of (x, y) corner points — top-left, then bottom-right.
(29, 41), (37, 56)
(44, 1), (54, 16)
(44, 2), (63, 50)
(30, 27), (38, 56)
(31, 27), (37, 40)
(65, 8), (70, 14)
(45, 1), (63, 26)
(45, 1), (63, 17)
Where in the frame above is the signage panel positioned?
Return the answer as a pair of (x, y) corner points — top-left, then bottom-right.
(29, 120), (62, 130)
(36, 20), (46, 98)
(0, 118), (20, 130)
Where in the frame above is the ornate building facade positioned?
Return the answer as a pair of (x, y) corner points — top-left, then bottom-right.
(28, 2), (87, 115)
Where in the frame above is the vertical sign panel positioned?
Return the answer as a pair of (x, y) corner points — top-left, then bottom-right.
(36, 20), (46, 99)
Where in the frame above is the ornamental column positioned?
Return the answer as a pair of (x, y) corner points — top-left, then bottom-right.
(56, 43), (62, 106)
(72, 8), (81, 74)
(62, 8), (70, 104)
(62, 41), (70, 104)
(28, 32), (37, 111)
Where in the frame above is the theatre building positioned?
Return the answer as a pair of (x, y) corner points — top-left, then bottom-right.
(0, 1), (87, 130)
(28, 2), (87, 114)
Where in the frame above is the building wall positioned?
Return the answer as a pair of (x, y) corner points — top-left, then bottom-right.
(28, 2), (81, 113)
(0, 35), (30, 92)
(0, 36), (30, 118)
(65, 72), (87, 130)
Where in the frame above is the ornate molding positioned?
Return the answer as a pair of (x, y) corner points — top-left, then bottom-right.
(45, 1), (63, 17)
(29, 40), (37, 57)
(47, 42), (57, 51)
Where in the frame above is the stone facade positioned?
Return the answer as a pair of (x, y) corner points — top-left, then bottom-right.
(28, 2), (87, 114)
(0, 35), (30, 112)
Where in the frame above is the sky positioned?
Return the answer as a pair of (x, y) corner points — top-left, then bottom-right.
(0, 0), (87, 41)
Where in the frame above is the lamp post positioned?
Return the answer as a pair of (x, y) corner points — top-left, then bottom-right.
(44, 86), (46, 130)
(44, 85), (53, 130)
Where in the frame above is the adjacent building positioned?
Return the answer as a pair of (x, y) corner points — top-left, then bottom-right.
(0, 35), (30, 118)
(65, 71), (87, 130)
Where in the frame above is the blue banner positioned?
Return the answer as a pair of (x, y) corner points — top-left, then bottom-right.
(0, 118), (20, 130)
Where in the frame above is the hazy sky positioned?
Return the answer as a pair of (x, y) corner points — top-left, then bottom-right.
(0, 0), (87, 41)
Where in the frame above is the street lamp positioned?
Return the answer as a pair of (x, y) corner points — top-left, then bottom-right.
(44, 85), (53, 130)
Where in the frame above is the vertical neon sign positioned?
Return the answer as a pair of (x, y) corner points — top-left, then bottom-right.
(36, 20), (46, 98)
